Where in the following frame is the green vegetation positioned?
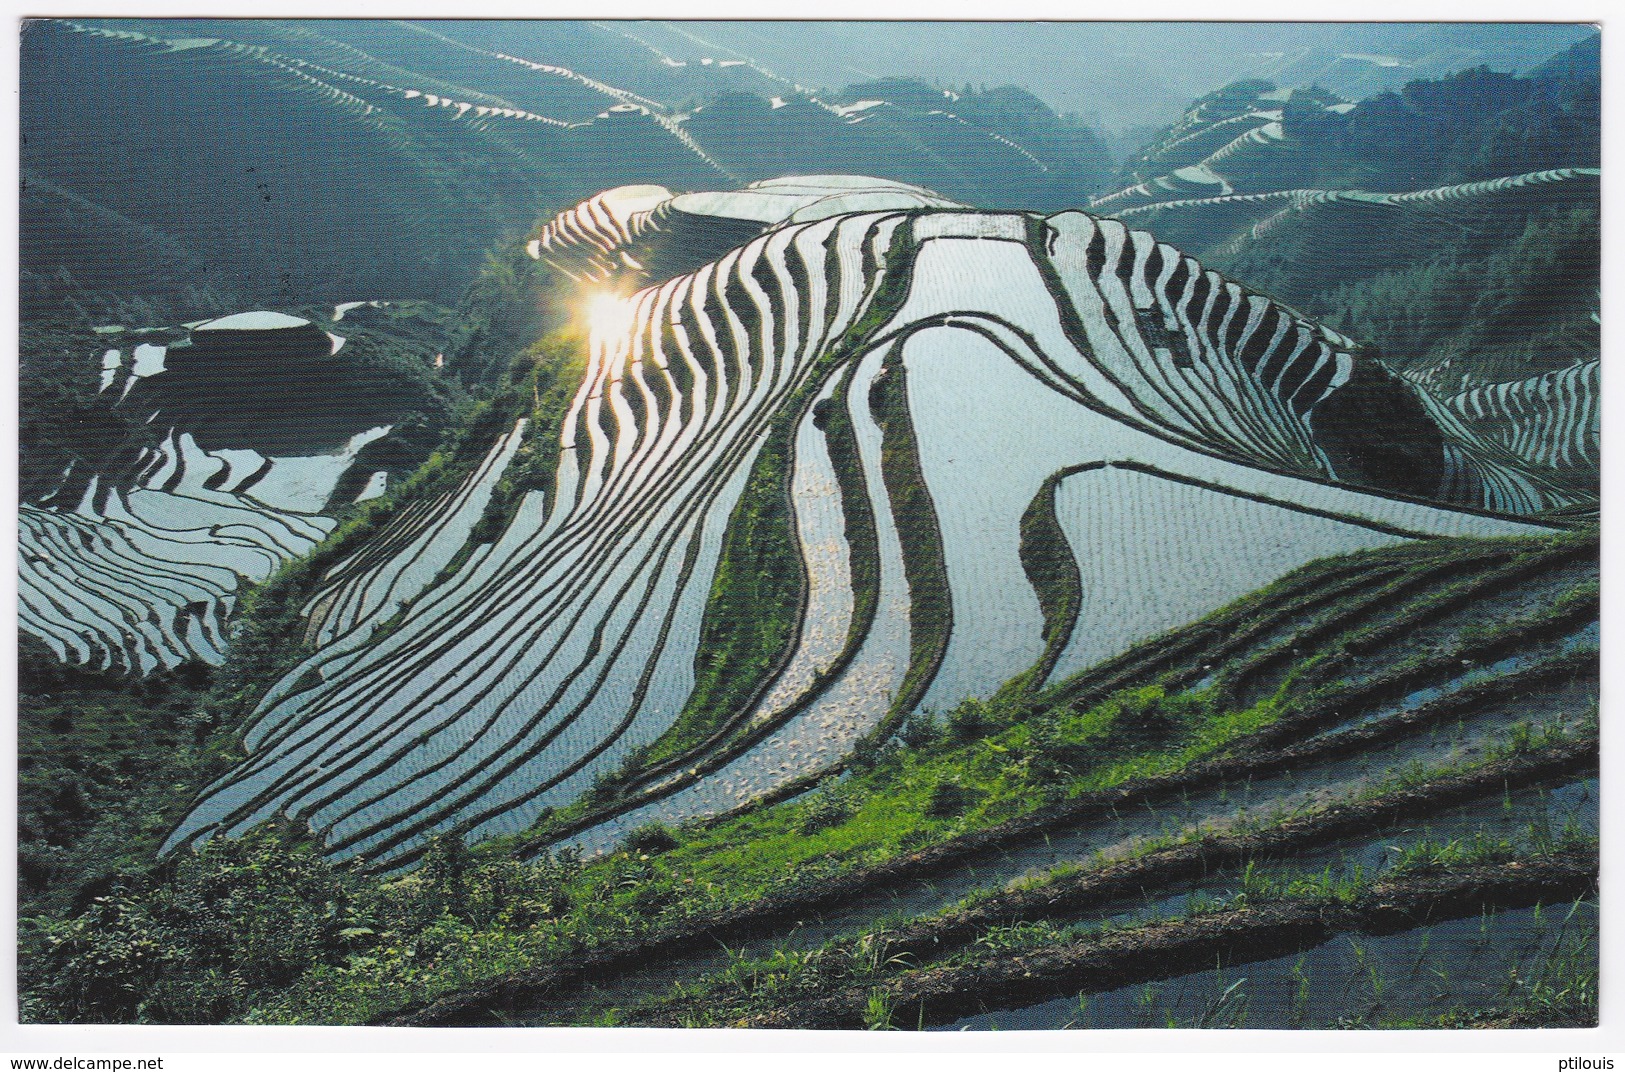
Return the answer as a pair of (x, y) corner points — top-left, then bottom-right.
(872, 355), (953, 722)
(625, 406), (804, 771)
(20, 510), (1599, 1027)
(18, 321), (169, 502)
(1359, 915), (1597, 1030)
(18, 465), (1596, 1026)
(1015, 475), (1083, 687)
(15, 228), (594, 987)
(208, 302), (592, 723)
(1113, 60), (1600, 406)
(20, 828), (583, 1025)
(1201, 65), (1600, 393)
(1296, 205), (1599, 390)
(21, 20), (562, 325)
(444, 248), (557, 387)
(17, 640), (215, 914)
(22, 506), (1599, 1026)
(462, 329), (591, 546)
(488, 221), (925, 839)
(18, 667), (1276, 1023)
(606, 680), (1265, 910)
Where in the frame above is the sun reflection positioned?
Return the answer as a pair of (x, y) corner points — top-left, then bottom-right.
(583, 289), (628, 339)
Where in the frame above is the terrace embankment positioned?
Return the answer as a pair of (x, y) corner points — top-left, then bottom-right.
(741, 853), (1596, 1030)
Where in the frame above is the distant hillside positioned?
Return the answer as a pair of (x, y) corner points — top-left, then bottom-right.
(19, 19), (719, 323)
(640, 21), (1595, 135)
(1094, 45), (1599, 395)
(21, 18), (1109, 326)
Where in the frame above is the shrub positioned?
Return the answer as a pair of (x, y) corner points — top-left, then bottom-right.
(896, 829), (934, 854)
(1108, 687), (1192, 750)
(624, 822), (679, 856)
(1026, 732), (1095, 783)
(899, 710), (943, 749)
(946, 699), (996, 742)
(26, 830), (360, 1024)
(846, 737), (903, 776)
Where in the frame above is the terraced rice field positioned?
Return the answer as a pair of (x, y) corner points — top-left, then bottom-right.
(17, 426), (381, 673)
(1446, 360), (1600, 475)
(529, 176), (957, 283)
(18, 312), (410, 674)
(1084, 84), (1601, 288)
(17, 11), (1600, 1033)
(165, 191), (1575, 875)
(1091, 92), (1308, 215)
(1110, 168), (1600, 264)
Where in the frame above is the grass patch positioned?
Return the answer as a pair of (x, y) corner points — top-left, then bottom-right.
(625, 407), (803, 771)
